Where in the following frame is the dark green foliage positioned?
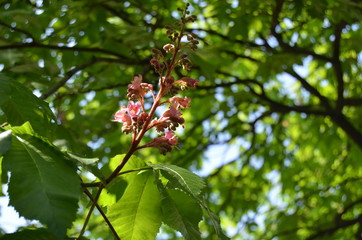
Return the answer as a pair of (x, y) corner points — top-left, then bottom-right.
(0, 0), (361, 239)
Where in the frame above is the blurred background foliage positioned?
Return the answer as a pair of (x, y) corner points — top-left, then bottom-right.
(0, 0), (361, 239)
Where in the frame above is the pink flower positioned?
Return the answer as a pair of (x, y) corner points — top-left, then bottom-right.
(127, 75), (144, 101)
(176, 77), (198, 88)
(127, 74), (153, 101)
(112, 106), (131, 124)
(169, 96), (191, 109)
(162, 106), (181, 118)
(128, 74), (142, 91)
(164, 130), (178, 146)
(141, 130), (178, 154)
(128, 101), (141, 118)
(160, 106), (185, 128)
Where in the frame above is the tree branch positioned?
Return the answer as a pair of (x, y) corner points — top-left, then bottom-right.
(78, 186), (103, 239)
(332, 21), (346, 112)
(329, 113), (362, 149)
(0, 42), (138, 60)
(40, 58), (98, 100)
(270, 0), (332, 62)
(307, 214), (362, 240)
(41, 56), (148, 100)
(0, 19), (37, 41)
(285, 69), (332, 110)
(344, 97), (362, 106)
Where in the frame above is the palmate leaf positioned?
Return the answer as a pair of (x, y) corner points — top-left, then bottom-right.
(66, 152), (105, 183)
(0, 130), (12, 190)
(151, 164), (230, 239)
(201, 204), (230, 240)
(0, 228), (89, 240)
(0, 74), (56, 138)
(107, 171), (162, 240)
(0, 130), (11, 156)
(2, 123), (81, 239)
(156, 177), (202, 240)
(98, 154), (149, 207)
(0, 229), (57, 240)
(150, 163), (206, 198)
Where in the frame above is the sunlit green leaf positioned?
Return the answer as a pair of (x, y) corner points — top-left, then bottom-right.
(2, 123), (81, 239)
(150, 163), (205, 199)
(156, 179), (202, 240)
(108, 171), (162, 240)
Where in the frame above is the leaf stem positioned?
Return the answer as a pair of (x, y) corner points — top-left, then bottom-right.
(82, 167), (152, 187)
(79, 9), (190, 238)
(82, 187), (120, 240)
(77, 186), (103, 239)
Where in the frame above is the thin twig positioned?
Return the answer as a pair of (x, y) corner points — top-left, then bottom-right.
(77, 186), (104, 239)
(82, 167), (152, 188)
(40, 58), (98, 100)
(82, 187), (120, 240)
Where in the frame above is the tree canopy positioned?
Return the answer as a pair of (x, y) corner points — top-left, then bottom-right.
(0, 0), (362, 239)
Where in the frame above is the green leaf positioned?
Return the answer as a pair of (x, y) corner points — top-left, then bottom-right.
(0, 74), (56, 138)
(156, 179), (202, 240)
(98, 177), (128, 207)
(2, 124), (81, 239)
(98, 154), (149, 207)
(202, 204), (230, 240)
(66, 152), (105, 183)
(0, 130), (12, 156)
(151, 164), (229, 239)
(108, 171), (162, 240)
(0, 156), (4, 195)
(0, 129), (11, 191)
(0, 229), (57, 240)
(0, 74), (11, 106)
(150, 164), (206, 199)
(103, 154), (148, 176)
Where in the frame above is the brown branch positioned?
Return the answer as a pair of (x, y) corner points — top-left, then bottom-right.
(100, 3), (135, 25)
(40, 58), (98, 100)
(41, 56), (148, 100)
(332, 22), (346, 112)
(344, 97), (362, 106)
(336, 198), (362, 223)
(198, 72), (330, 116)
(285, 70), (362, 149)
(82, 187), (120, 240)
(222, 50), (261, 62)
(307, 214), (362, 240)
(285, 69), (332, 110)
(0, 42), (136, 60)
(270, 0), (332, 62)
(82, 167), (152, 188)
(329, 113), (362, 149)
(56, 82), (129, 100)
(191, 28), (263, 48)
(208, 111), (263, 178)
(78, 186), (103, 239)
(0, 19), (37, 41)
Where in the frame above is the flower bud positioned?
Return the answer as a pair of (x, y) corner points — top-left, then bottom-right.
(163, 43), (175, 54)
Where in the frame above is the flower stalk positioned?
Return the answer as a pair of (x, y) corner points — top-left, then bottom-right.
(80, 3), (199, 238)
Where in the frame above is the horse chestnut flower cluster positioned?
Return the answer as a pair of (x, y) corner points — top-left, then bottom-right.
(112, 3), (199, 154)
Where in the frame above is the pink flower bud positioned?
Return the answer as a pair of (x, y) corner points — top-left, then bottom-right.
(181, 77), (198, 87)
(163, 43), (175, 53)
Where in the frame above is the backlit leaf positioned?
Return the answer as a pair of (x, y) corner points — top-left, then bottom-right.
(2, 123), (81, 239)
(150, 163), (206, 199)
(108, 171), (162, 240)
